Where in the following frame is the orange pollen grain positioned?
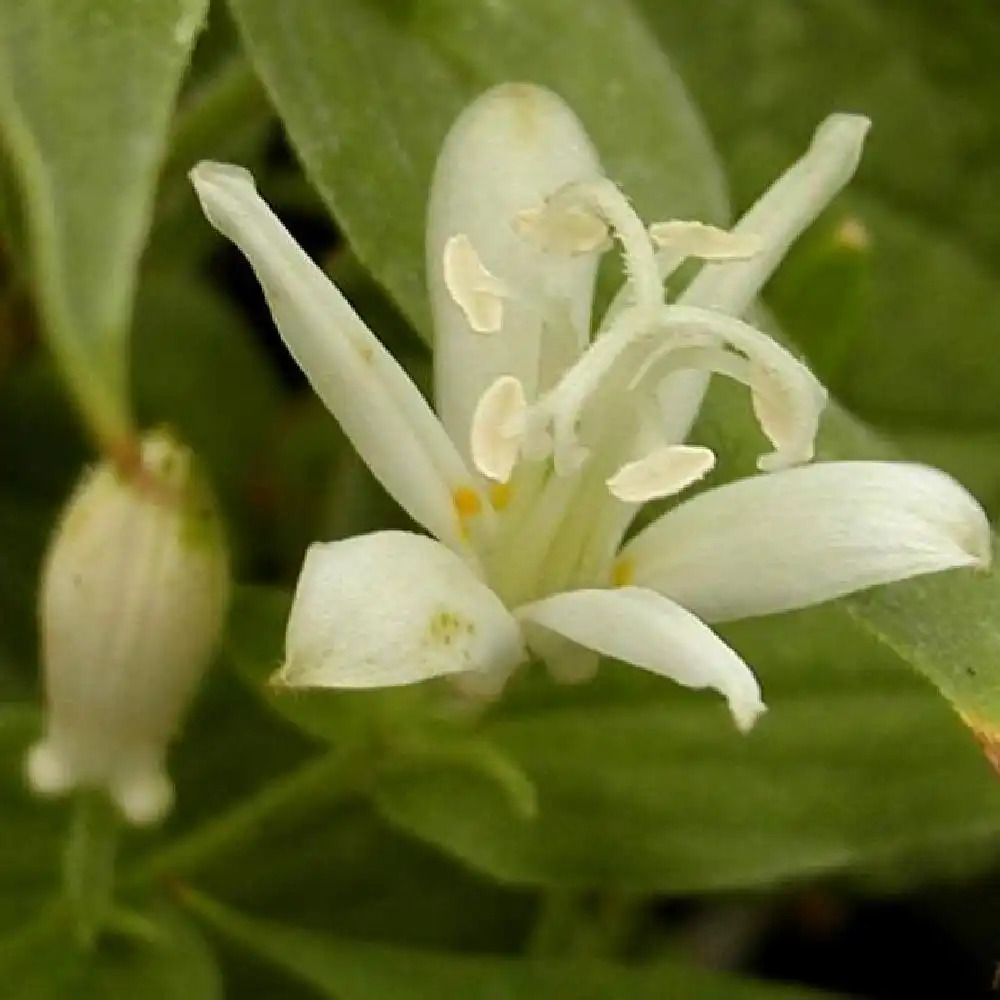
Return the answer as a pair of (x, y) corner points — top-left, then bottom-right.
(489, 482), (511, 511)
(611, 558), (634, 587)
(453, 487), (482, 519)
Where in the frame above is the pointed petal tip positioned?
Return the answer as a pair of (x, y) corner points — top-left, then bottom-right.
(188, 159), (257, 195)
(472, 81), (570, 123)
(732, 697), (767, 735)
(188, 161), (261, 239)
(25, 740), (74, 797)
(267, 665), (291, 689)
(816, 112), (872, 147)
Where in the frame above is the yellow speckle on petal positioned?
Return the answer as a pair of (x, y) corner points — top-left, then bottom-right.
(611, 557), (634, 587)
(489, 482), (512, 511)
(453, 486), (483, 539)
(427, 609), (475, 649)
(453, 486), (482, 518)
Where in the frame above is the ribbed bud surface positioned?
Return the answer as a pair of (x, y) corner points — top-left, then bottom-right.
(27, 431), (229, 824)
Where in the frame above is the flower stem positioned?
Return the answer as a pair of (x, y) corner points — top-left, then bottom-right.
(63, 791), (120, 949)
(527, 889), (582, 957)
(133, 747), (369, 885)
(527, 889), (643, 959)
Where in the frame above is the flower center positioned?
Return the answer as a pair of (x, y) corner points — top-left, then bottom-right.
(455, 178), (827, 603)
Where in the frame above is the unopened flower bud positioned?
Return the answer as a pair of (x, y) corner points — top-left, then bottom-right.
(26, 430), (229, 825)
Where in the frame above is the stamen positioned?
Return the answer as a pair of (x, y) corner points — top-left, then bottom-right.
(751, 366), (825, 472)
(442, 234), (508, 333)
(517, 179), (661, 309)
(470, 376), (528, 482)
(649, 220), (763, 260)
(489, 482), (512, 511)
(611, 557), (634, 587)
(542, 304), (826, 480)
(606, 445), (715, 503)
(514, 203), (611, 255)
(452, 486), (483, 518)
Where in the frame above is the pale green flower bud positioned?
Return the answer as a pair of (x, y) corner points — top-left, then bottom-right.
(26, 430), (229, 825)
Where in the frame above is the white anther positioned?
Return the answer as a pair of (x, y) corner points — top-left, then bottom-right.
(513, 203), (611, 255)
(524, 180), (661, 308)
(442, 234), (508, 333)
(649, 220), (764, 260)
(751, 365), (825, 472)
(470, 376), (529, 482)
(606, 445), (715, 503)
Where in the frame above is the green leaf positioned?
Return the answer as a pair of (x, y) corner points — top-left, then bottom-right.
(131, 270), (281, 562)
(226, 0), (727, 338)
(222, 587), (1000, 892)
(2, 905), (221, 1000)
(186, 891), (831, 999)
(374, 606), (1000, 892)
(0, 0), (209, 446)
(150, 54), (274, 266)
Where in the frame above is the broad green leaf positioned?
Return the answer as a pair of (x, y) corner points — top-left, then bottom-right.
(226, 0), (728, 338)
(131, 270), (281, 562)
(150, 54), (274, 266)
(0, 0), (209, 446)
(776, 196), (1000, 430)
(186, 891), (832, 999)
(638, 0), (1000, 430)
(221, 587), (1000, 892)
(2, 905), (221, 1000)
(374, 605), (1000, 892)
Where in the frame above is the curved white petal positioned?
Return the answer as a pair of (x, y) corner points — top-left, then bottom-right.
(654, 114), (870, 445)
(279, 531), (526, 690)
(517, 587), (765, 732)
(427, 83), (602, 463)
(190, 162), (484, 554)
(624, 461), (992, 622)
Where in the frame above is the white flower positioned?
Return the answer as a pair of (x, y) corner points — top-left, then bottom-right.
(190, 83), (990, 732)
(27, 431), (229, 824)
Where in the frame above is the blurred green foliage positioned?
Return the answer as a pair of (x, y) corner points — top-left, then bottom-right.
(2, 1), (1000, 997)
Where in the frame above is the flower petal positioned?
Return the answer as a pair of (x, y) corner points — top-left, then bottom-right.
(190, 162), (482, 554)
(279, 531), (526, 690)
(684, 114), (870, 316)
(623, 461), (992, 622)
(517, 586), (765, 731)
(427, 83), (602, 463)
(656, 113), (870, 445)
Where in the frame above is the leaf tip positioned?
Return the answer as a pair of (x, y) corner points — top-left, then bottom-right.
(961, 714), (1000, 777)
